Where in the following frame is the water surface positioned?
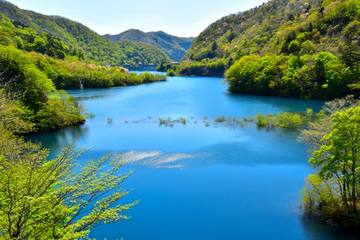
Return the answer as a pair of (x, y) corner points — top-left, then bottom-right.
(31, 76), (357, 240)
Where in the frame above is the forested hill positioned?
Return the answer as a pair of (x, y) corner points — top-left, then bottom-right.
(176, 0), (359, 100)
(0, 0), (169, 66)
(186, 0), (357, 63)
(104, 29), (194, 61)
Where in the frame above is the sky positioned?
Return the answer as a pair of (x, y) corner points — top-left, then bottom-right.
(7, 0), (267, 37)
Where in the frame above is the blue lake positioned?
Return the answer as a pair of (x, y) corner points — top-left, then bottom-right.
(30, 76), (357, 240)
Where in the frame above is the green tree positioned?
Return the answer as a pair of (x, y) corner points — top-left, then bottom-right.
(341, 20), (360, 70)
(0, 127), (135, 239)
(32, 37), (47, 53)
(0, 90), (34, 133)
(302, 103), (360, 226)
(300, 40), (316, 55)
(310, 106), (360, 213)
(288, 40), (301, 54)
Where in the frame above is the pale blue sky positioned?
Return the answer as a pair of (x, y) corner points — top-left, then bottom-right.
(7, 0), (267, 37)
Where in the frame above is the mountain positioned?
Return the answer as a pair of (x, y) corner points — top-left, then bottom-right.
(175, 0), (359, 99)
(184, 0), (360, 64)
(186, 0), (358, 62)
(104, 29), (194, 61)
(0, 0), (169, 66)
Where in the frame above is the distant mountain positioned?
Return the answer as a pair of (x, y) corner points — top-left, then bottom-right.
(105, 29), (194, 62)
(0, 1), (169, 66)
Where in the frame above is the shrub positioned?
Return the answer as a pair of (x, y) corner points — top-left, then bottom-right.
(275, 112), (304, 129)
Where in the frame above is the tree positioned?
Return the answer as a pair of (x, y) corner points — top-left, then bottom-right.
(300, 40), (316, 55)
(341, 21), (360, 70)
(0, 90), (34, 134)
(311, 106), (360, 213)
(288, 40), (301, 54)
(0, 129), (136, 239)
(313, 52), (350, 98)
(32, 37), (47, 53)
(300, 95), (359, 150)
(302, 103), (360, 225)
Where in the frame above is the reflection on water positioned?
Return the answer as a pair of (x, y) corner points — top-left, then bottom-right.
(30, 125), (89, 157)
(29, 76), (358, 240)
(301, 217), (360, 240)
(74, 94), (112, 101)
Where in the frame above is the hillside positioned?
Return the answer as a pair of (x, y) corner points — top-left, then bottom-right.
(0, 0), (169, 66)
(105, 29), (193, 61)
(186, 0), (358, 62)
(175, 0), (359, 99)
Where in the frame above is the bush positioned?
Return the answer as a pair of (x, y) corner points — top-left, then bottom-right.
(256, 114), (273, 128)
(215, 116), (226, 123)
(167, 69), (176, 76)
(275, 112), (303, 129)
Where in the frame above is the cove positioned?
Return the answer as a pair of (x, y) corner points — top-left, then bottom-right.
(30, 76), (355, 240)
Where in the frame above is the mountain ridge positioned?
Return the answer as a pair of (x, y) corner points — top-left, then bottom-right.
(104, 29), (194, 61)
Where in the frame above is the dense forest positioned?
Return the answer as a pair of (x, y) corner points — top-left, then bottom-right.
(0, 1), (169, 66)
(172, 0), (359, 100)
(105, 29), (193, 62)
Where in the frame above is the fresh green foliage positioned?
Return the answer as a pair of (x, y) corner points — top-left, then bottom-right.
(301, 97), (360, 228)
(0, 90), (34, 134)
(159, 59), (227, 77)
(28, 52), (166, 89)
(226, 52), (355, 99)
(255, 111), (311, 129)
(299, 95), (360, 146)
(177, 59), (227, 77)
(256, 114), (274, 128)
(0, 14), (76, 59)
(275, 112), (304, 128)
(0, 126), (135, 239)
(0, 2), (169, 66)
(0, 45), (85, 132)
(167, 69), (176, 76)
(105, 29), (193, 62)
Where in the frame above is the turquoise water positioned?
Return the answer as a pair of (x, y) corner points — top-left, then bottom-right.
(30, 76), (356, 240)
